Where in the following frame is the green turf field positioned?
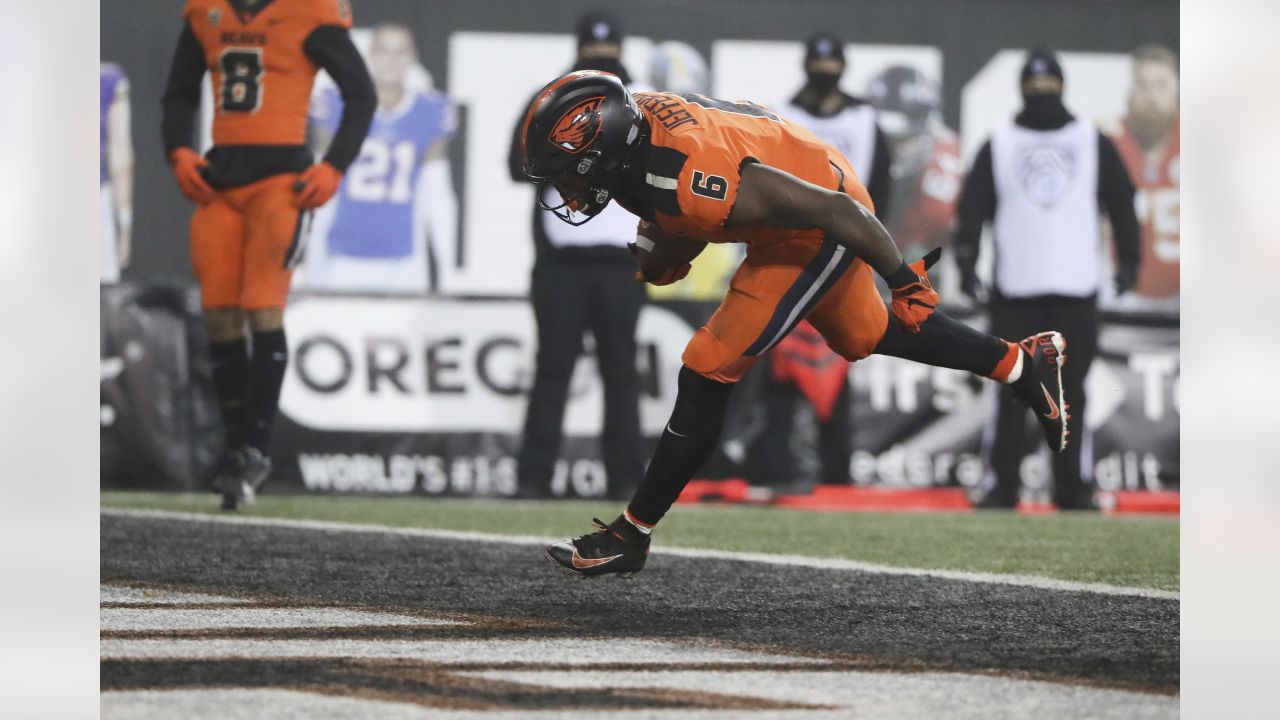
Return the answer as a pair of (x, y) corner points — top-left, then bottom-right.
(101, 492), (1179, 591)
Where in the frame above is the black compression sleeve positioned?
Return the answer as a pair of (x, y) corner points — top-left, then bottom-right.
(867, 125), (894, 221)
(874, 309), (1009, 377)
(303, 25), (375, 173)
(1097, 132), (1141, 271)
(161, 21), (207, 155)
(952, 140), (997, 280)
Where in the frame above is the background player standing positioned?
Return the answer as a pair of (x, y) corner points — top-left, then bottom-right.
(518, 72), (1071, 577)
(302, 23), (458, 294)
(161, 0), (375, 509)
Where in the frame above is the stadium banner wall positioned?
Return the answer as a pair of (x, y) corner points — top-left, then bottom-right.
(101, 290), (1177, 497)
(261, 296), (1174, 498)
(103, 0), (1177, 304)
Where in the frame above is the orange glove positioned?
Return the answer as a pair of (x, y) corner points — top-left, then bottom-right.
(635, 263), (691, 286)
(168, 147), (215, 204)
(889, 247), (942, 333)
(293, 162), (343, 209)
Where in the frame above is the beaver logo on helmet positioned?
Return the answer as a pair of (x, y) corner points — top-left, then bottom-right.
(549, 96), (605, 153)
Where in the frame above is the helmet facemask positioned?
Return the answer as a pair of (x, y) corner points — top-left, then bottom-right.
(531, 152), (617, 226)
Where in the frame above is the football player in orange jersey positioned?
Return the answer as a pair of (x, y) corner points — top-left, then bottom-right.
(161, 0), (375, 510)
(520, 71), (1071, 578)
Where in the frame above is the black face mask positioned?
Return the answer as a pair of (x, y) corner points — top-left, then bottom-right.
(1017, 93), (1073, 130)
(806, 71), (841, 96)
(573, 56), (632, 86)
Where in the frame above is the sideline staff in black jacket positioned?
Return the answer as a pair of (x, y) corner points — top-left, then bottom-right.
(954, 49), (1140, 510)
(505, 13), (645, 500)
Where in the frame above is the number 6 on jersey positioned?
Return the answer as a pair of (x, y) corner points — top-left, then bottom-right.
(691, 170), (728, 200)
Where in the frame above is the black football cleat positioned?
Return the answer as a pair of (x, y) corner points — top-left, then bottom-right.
(240, 446), (272, 496)
(214, 447), (271, 511)
(210, 448), (248, 510)
(1012, 331), (1070, 453)
(546, 516), (650, 579)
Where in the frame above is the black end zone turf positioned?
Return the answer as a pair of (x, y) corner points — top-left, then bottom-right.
(101, 515), (1178, 691)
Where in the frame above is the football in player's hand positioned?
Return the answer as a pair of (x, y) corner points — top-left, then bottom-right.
(632, 220), (705, 284)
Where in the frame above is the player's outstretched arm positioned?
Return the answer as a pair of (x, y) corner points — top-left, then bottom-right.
(727, 162), (939, 331)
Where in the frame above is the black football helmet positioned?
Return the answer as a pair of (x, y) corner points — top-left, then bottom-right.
(867, 65), (940, 177)
(520, 70), (646, 225)
(867, 65), (939, 140)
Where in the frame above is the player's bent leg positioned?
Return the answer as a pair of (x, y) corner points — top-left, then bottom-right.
(872, 311), (1070, 453)
(545, 365), (732, 579)
(805, 259), (888, 363)
(547, 312), (746, 578)
(627, 364), (736, 526)
(682, 327), (759, 383)
(630, 249), (815, 523)
(547, 240), (843, 577)
(872, 310), (1012, 376)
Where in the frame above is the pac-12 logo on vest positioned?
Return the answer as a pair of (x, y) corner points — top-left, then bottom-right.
(1017, 143), (1077, 209)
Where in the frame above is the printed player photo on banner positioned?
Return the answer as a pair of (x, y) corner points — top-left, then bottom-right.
(297, 26), (460, 295)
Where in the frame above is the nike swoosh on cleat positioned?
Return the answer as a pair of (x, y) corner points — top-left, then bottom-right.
(1040, 384), (1061, 420)
(571, 549), (623, 570)
(665, 423), (688, 438)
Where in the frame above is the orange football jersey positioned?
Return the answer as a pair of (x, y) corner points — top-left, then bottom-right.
(630, 92), (875, 245)
(183, 0), (353, 146)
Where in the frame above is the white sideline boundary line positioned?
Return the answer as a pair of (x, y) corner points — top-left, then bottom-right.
(101, 508), (1178, 600)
